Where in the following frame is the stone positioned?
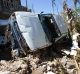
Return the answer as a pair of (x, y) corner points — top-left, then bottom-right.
(9, 60), (24, 71)
(20, 64), (27, 69)
(12, 49), (19, 59)
(61, 56), (67, 67)
(46, 71), (55, 74)
(0, 60), (7, 66)
(32, 67), (44, 74)
(30, 61), (37, 69)
(62, 50), (70, 55)
(70, 50), (77, 56)
(0, 71), (11, 74)
(47, 65), (51, 71)
(67, 69), (74, 74)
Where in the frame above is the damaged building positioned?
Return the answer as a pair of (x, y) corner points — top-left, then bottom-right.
(0, 0), (30, 18)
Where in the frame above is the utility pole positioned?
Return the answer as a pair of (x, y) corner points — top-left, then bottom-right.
(52, 0), (55, 13)
(26, 0), (27, 11)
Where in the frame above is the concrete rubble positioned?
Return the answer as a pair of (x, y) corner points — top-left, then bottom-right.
(0, 48), (80, 74)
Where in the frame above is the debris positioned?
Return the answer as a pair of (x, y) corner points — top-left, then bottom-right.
(61, 56), (67, 66)
(46, 71), (55, 74)
(12, 49), (19, 59)
(70, 49), (77, 56)
(0, 71), (11, 74)
(47, 65), (51, 71)
(32, 67), (44, 74)
(62, 50), (70, 55)
(67, 69), (75, 74)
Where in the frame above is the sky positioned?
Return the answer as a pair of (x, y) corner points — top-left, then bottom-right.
(21, 0), (74, 14)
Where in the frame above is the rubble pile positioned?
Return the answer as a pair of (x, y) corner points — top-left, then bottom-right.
(0, 58), (28, 74)
(0, 49), (80, 74)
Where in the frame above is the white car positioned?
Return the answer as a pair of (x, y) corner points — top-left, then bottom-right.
(9, 11), (68, 55)
(9, 12), (52, 55)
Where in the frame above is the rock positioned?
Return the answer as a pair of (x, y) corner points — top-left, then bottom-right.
(10, 72), (16, 74)
(62, 50), (70, 55)
(20, 69), (26, 74)
(47, 61), (53, 66)
(0, 71), (11, 74)
(12, 49), (19, 59)
(61, 56), (67, 67)
(32, 67), (44, 74)
(0, 60), (8, 70)
(70, 50), (77, 56)
(77, 48), (80, 50)
(33, 57), (39, 63)
(20, 64), (27, 69)
(42, 64), (46, 68)
(46, 71), (55, 74)
(47, 60), (58, 70)
(66, 61), (75, 70)
(51, 60), (58, 67)
(0, 60), (7, 66)
(9, 61), (21, 71)
(9, 60), (27, 71)
(30, 61), (37, 69)
(43, 72), (47, 74)
(67, 69), (74, 74)
(47, 65), (51, 71)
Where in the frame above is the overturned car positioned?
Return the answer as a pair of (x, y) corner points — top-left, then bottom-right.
(9, 12), (69, 55)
